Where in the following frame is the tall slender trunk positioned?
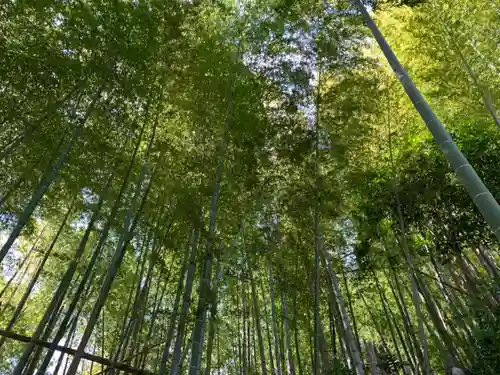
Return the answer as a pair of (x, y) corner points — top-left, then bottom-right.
(61, 105), (158, 375)
(428, 258), (476, 361)
(410, 265), (431, 375)
(457, 254), (497, 310)
(304, 254), (333, 372)
(306, 308), (315, 373)
(422, 313), (454, 366)
(139, 270), (169, 368)
(237, 290), (243, 375)
(0, 86), (103, 263)
(475, 247), (500, 282)
(329, 277), (353, 371)
(261, 280), (275, 375)
(34, 220), (110, 375)
(446, 265), (473, 309)
(349, 0), (500, 241)
(100, 248), (143, 373)
(249, 260), (268, 375)
(430, 255), (474, 331)
(374, 275), (416, 373)
(169, 229), (200, 375)
(233, 335), (241, 375)
(109, 236), (151, 375)
(341, 266), (362, 357)
(242, 282), (248, 375)
(121, 235), (157, 368)
(374, 277), (405, 364)
(158, 235), (191, 374)
(322, 248), (365, 375)
(268, 258), (283, 375)
(339, 334), (351, 371)
(53, 309), (79, 375)
(251, 302), (256, 373)
(203, 262), (224, 375)
(0, 201), (73, 350)
(366, 342), (380, 375)
(387, 106), (432, 374)
(132, 263), (155, 357)
(13, 134), (132, 375)
(180, 327), (195, 374)
(313, 65), (322, 375)
(360, 294), (390, 354)
(388, 267), (424, 373)
(327, 298), (337, 361)
(65, 159), (155, 375)
(187, 40), (239, 373)
(281, 290), (295, 375)
(253, 304), (259, 372)
(188, 251), (213, 375)
(131, 245), (169, 368)
(217, 329), (221, 375)
(413, 272), (461, 368)
(279, 306), (286, 375)
(293, 293), (303, 375)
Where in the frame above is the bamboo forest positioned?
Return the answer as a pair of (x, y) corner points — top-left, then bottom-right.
(1, 0), (500, 374)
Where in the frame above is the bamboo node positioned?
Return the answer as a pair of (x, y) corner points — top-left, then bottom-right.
(455, 163), (471, 172)
(473, 192), (492, 201)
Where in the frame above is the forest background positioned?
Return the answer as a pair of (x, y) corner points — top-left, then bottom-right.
(0, 0), (499, 375)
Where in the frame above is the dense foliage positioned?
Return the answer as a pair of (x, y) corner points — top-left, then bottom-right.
(0, 1), (498, 375)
